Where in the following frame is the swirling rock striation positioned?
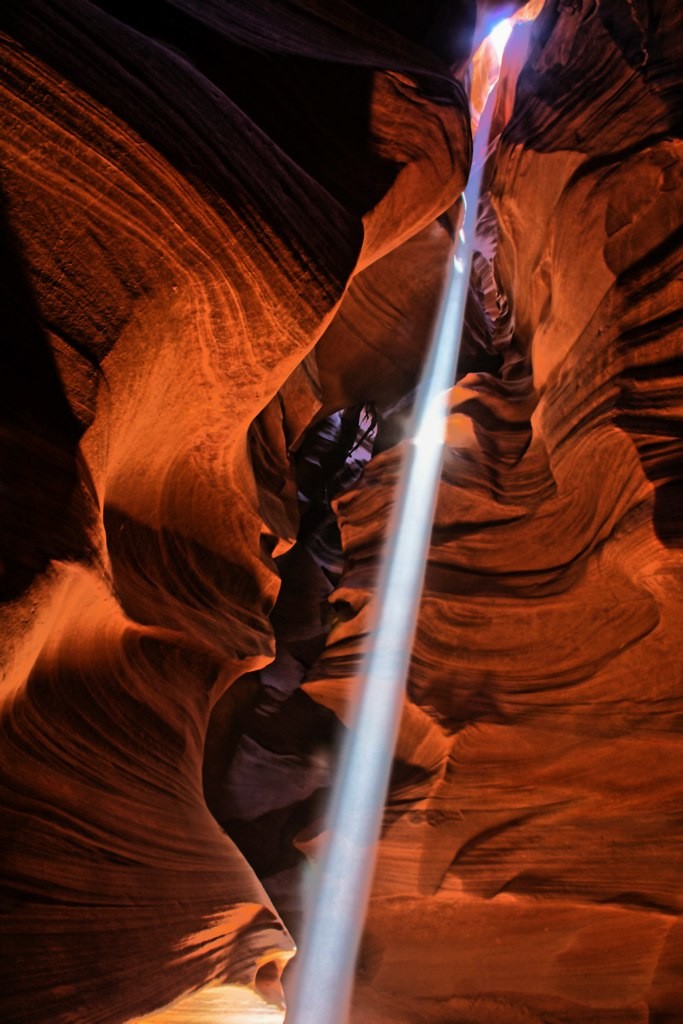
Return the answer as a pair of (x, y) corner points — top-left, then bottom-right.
(0, 1), (472, 1021)
(1, 0), (681, 1021)
(301, 1), (683, 1020)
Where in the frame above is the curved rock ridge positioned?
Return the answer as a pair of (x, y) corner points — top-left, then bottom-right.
(299, 1), (683, 1019)
(2, 0), (681, 1020)
(0, 1), (474, 1021)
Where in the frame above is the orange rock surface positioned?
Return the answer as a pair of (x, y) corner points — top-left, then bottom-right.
(1, 1), (681, 1022)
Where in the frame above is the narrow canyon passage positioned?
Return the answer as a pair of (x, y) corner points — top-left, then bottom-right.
(1, 1), (682, 1022)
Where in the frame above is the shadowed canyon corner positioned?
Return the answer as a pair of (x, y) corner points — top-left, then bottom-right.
(0, 1), (681, 1022)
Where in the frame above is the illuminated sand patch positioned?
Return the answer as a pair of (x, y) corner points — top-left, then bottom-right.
(136, 985), (284, 1023)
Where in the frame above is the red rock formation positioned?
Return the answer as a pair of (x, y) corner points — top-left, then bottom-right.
(0, 1), (471, 1021)
(1, 0), (681, 1022)
(303, 3), (683, 1020)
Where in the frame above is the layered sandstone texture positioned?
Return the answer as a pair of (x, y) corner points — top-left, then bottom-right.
(302, 4), (683, 1022)
(1, 0), (682, 1023)
(0, 0), (471, 1021)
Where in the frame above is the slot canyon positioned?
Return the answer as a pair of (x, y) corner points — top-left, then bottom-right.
(1, 0), (681, 1021)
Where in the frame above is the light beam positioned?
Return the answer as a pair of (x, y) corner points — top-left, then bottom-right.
(489, 18), (514, 65)
(284, 66), (502, 1024)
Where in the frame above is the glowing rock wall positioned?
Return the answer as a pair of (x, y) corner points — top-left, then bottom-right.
(1, 1), (681, 1022)
(0, 1), (470, 1020)
(304, 4), (683, 1021)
